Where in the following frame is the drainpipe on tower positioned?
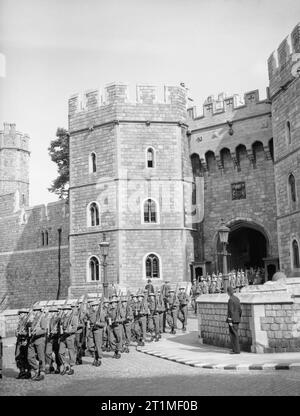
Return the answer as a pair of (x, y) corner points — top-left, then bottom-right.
(56, 228), (62, 300)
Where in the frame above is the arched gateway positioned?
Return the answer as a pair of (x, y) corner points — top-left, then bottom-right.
(216, 219), (270, 273)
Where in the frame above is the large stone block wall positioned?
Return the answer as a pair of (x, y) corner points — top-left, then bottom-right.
(0, 201), (70, 308)
(198, 301), (252, 351)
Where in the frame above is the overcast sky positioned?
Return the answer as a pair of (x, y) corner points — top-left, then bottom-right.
(0, 0), (299, 206)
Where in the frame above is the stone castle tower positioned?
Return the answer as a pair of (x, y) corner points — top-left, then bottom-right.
(268, 23), (300, 276)
(0, 122), (30, 209)
(68, 83), (195, 295)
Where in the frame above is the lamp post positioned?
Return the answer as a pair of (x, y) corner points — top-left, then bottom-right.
(99, 233), (110, 299)
(218, 219), (230, 293)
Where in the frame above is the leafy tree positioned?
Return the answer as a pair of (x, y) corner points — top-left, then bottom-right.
(48, 128), (70, 200)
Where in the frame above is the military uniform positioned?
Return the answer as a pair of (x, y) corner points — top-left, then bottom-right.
(147, 293), (160, 341)
(88, 300), (107, 366)
(120, 298), (133, 353)
(177, 287), (189, 331)
(58, 304), (78, 375)
(107, 299), (122, 359)
(161, 281), (171, 331)
(15, 309), (31, 379)
(165, 289), (179, 334)
(45, 307), (60, 374)
(74, 301), (88, 364)
(156, 290), (165, 337)
(27, 306), (48, 381)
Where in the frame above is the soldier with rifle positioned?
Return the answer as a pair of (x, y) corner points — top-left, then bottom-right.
(101, 298), (111, 352)
(131, 294), (140, 344)
(166, 286), (179, 334)
(45, 306), (60, 374)
(27, 304), (48, 381)
(147, 291), (160, 342)
(75, 296), (88, 365)
(178, 285), (189, 331)
(58, 303), (78, 375)
(15, 308), (31, 379)
(119, 294), (132, 353)
(161, 280), (171, 332)
(107, 295), (122, 359)
(156, 288), (165, 338)
(88, 298), (107, 367)
(136, 291), (149, 345)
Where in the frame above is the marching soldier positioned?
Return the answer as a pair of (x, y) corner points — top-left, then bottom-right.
(107, 298), (122, 359)
(166, 288), (179, 334)
(102, 298), (111, 351)
(161, 280), (171, 332)
(58, 304), (78, 375)
(156, 289), (165, 338)
(75, 299), (88, 365)
(137, 292), (149, 345)
(120, 296), (133, 353)
(177, 286), (189, 331)
(27, 305), (48, 381)
(15, 308), (31, 379)
(88, 299), (106, 366)
(147, 292), (160, 342)
(45, 306), (60, 374)
(132, 294), (141, 344)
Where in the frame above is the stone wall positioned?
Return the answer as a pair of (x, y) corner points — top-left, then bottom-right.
(198, 301), (252, 351)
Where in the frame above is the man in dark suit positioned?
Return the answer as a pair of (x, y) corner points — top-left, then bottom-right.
(226, 286), (242, 354)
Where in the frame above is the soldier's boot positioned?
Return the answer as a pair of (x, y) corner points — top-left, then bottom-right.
(182, 326), (186, 332)
(124, 346), (130, 353)
(170, 327), (176, 335)
(154, 334), (159, 342)
(60, 365), (68, 376)
(94, 359), (102, 367)
(16, 370), (26, 379)
(67, 366), (74, 375)
(76, 357), (83, 365)
(34, 371), (45, 381)
(23, 370), (32, 379)
(113, 351), (121, 359)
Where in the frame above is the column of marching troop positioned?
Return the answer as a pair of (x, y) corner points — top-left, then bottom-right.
(14, 282), (190, 381)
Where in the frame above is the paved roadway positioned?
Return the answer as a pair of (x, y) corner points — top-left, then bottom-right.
(1, 342), (300, 396)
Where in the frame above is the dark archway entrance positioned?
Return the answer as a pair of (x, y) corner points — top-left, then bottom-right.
(226, 226), (267, 270)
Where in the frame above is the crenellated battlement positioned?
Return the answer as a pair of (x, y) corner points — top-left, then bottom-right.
(68, 82), (187, 116)
(268, 23), (300, 97)
(187, 89), (269, 121)
(0, 122), (30, 152)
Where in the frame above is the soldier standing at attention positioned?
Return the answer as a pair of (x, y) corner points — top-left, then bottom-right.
(166, 288), (179, 334)
(178, 286), (189, 331)
(107, 298), (122, 359)
(137, 292), (149, 345)
(120, 297), (133, 353)
(15, 308), (31, 379)
(88, 299), (106, 367)
(27, 305), (48, 381)
(74, 300), (87, 365)
(161, 280), (171, 332)
(147, 292), (160, 342)
(145, 278), (154, 294)
(58, 304), (78, 375)
(45, 306), (60, 374)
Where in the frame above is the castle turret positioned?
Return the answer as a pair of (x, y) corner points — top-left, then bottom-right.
(0, 123), (30, 208)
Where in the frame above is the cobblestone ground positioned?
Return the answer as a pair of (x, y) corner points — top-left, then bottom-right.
(1, 342), (300, 396)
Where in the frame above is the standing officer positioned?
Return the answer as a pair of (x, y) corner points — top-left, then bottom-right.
(58, 303), (78, 375)
(166, 288), (179, 334)
(145, 279), (154, 294)
(45, 306), (60, 374)
(147, 292), (160, 342)
(161, 281), (171, 332)
(177, 286), (189, 331)
(156, 289), (165, 338)
(27, 305), (47, 381)
(15, 308), (31, 379)
(226, 286), (242, 354)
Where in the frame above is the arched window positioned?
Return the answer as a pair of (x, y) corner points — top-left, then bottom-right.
(89, 152), (97, 173)
(145, 254), (160, 278)
(88, 202), (100, 226)
(205, 151), (217, 173)
(88, 256), (100, 281)
(288, 174), (296, 204)
(143, 198), (157, 223)
(292, 240), (300, 269)
(146, 147), (155, 168)
(286, 121), (292, 145)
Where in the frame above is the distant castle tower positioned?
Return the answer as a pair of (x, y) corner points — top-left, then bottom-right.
(0, 122), (30, 207)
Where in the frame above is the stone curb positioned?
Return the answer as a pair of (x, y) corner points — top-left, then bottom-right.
(136, 347), (300, 371)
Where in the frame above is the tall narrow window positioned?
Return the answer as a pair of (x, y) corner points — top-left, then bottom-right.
(145, 254), (160, 278)
(89, 202), (100, 226)
(90, 152), (97, 173)
(289, 174), (296, 204)
(147, 148), (154, 168)
(22, 194), (25, 206)
(41, 231), (44, 246)
(286, 121), (292, 145)
(143, 199), (157, 223)
(45, 231), (48, 245)
(89, 256), (100, 281)
(292, 240), (300, 269)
